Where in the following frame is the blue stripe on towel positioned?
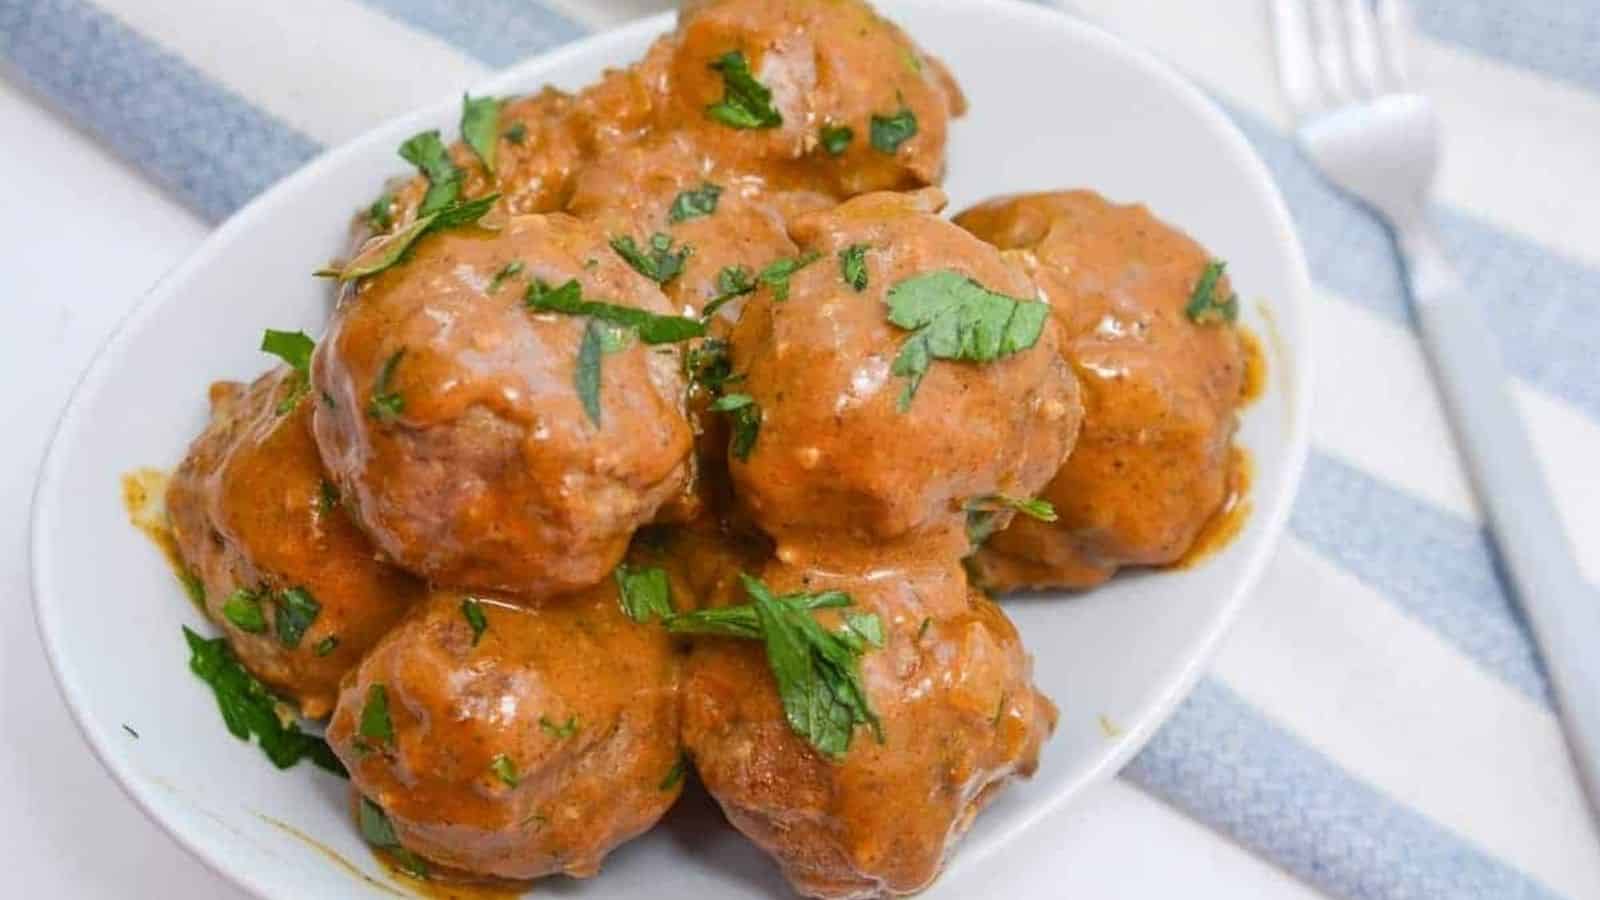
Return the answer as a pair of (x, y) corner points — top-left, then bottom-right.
(1410, 0), (1600, 95)
(0, 0), (321, 222)
(356, 0), (586, 69)
(1292, 452), (1549, 705)
(1128, 677), (1565, 900)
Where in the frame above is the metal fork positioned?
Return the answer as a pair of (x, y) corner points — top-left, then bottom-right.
(1271, 0), (1600, 822)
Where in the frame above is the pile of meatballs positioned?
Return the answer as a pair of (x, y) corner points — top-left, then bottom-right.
(165, 0), (1247, 896)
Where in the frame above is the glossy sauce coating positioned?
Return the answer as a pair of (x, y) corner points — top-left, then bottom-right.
(682, 560), (1055, 899)
(166, 368), (424, 717)
(728, 189), (1082, 560)
(325, 584), (682, 880)
(312, 213), (693, 596)
(956, 191), (1246, 590)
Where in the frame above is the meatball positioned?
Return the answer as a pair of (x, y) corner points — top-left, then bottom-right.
(312, 213), (694, 595)
(727, 189), (1082, 559)
(166, 367), (424, 718)
(326, 583), (682, 881)
(664, 0), (966, 196)
(682, 560), (1056, 898)
(956, 191), (1246, 589)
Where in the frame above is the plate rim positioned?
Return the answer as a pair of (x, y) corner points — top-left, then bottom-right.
(30, 2), (1315, 896)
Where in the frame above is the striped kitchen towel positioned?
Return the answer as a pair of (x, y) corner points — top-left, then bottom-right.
(3, 0), (1597, 897)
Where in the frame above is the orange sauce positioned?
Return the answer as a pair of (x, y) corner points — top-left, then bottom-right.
(120, 467), (204, 612)
(1172, 446), (1253, 569)
(373, 851), (532, 900)
(258, 814), (411, 899)
(1237, 326), (1267, 408)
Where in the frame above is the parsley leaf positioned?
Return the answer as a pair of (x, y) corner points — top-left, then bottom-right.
(668, 182), (723, 223)
(819, 124), (853, 156)
(274, 586), (320, 648)
(490, 753), (520, 787)
(222, 588), (267, 633)
(1184, 260), (1238, 325)
(368, 191), (395, 231)
(665, 574), (882, 759)
(539, 715), (579, 739)
(359, 797), (429, 879)
(525, 279), (705, 344)
(359, 683), (394, 748)
(611, 233), (690, 284)
(685, 338), (742, 392)
(503, 122), (527, 144)
(759, 251), (822, 301)
(710, 393), (761, 461)
(885, 270), (1050, 411)
(965, 494), (1058, 522)
(261, 329), (315, 414)
(313, 636), (339, 657)
(576, 319), (605, 425)
(870, 107), (918, 154)
(461, 598), (489, 646)
(368, 348), (407, 422)
(317, 193), (500, 282)
(460, 94), (502, 175)
(488, 260), (523, 293)
(397, 130), (461, 216)
(317, 480), (340, 515)
(839, 244), (870, 291)
(182, 627), (346, 774)
(615, 564), (674, 623)
(702, 265), (757, 321)
(659, 753), (689, 791)
(705, 50), (782, 129)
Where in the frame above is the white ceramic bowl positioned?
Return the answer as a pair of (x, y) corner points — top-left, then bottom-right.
(32, 1), (1313, 896)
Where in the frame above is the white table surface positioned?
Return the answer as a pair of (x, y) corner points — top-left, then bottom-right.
(0, 74), (1322, 899)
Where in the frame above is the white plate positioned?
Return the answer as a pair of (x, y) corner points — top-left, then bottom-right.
(31, 1), (1312, 896)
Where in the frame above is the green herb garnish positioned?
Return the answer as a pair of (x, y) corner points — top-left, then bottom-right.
(665, 574), (882, 759)
(539, 715), (579, 739)
(525, 279), (704, 344)
(705, 50), (782, 129)
(885, 269), (1049, 410)
(181, 571), (207, 609)
(611, 233), (690, 285)
(460, 94), (502, 175)
(182, 626), (346, 774)
(359, 683), (394, 748)
(839, 244), (870, 292)
(397, 130), (461, 215)
(313, 636), (339, 657)
(368, 191), (395, 231)
(274, 587), (320, 648)
(1184, 260), (1238, 325)
(222, 588), (267, 633)
(819, 124), (853, 156)
(261, 329), (315, 414)
(710, 393), (761, 461)
(659, 753), (689, 791)
(359, 797), (429, 879)
(317, 193), (500, 282)
(702, 265), (757, 321)
(488, 260), (524, 293)
(368, 348), (406, 422)
(870, 107), (918, 154)
(503, 122), (527, 144)
(759, 251), (822, 301)
(317, 480), (340, 515)
(490, 753), (520, 787)
(461, 598), (489, 646)
(615, 564), (674, 624)
(669, 182), (723, 223)
(965, 494), (1058, 522)
(685, 338), (741, 392)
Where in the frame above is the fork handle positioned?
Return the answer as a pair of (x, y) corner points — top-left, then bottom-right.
(1397, 224), (1600, 814)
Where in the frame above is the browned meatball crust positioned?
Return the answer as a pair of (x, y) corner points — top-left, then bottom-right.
(956, 191), (1246, 589)
(682, 560), (1055, 898)
(727, 189), (1082, 559)
(325, 584), (683, 880)
(312, 213), (694, 595)
(166, 367), (424, 718)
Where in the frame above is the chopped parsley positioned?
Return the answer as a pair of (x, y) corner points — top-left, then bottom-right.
(368, 348), (406, 422)
(317, 480), (340, 515)
(275, 587), (320, 648)
(1185, 260), (1238, 325)
(759, 251), (822, 301)
(539, 715), (579, 739)
(358, 684), (394, 749)
(489, 753), (520, 787)
(659, 753), (689, 791)
(705, 50), (782, 129)
(367, 191), (395, 231)
(839, 244), (870, 291)
(525, 279), (704, 344)
(359, 796), (429, 879)
(615, 564), (674, 624)
(461, 597), (489, 646)
(665, 574), (882, 759)
(710, 393), (761, 461)
(460, 93), (502, 175)
(316, 192), (500, 282)
(668, 182), (723, 223)
(503, 122), (527, 144)
(182, 626), (346, 774)
(917, 617), (932, 641)
(965, 494), (1059, 522)
(397, 130), (461, 215)
(576, 319), (605, 425)
(261, 329), (315, 414)
(685, 338), (741, 392)
(313, 636), (339, 657)
(221, 588), (266, 633)
(885, 270), (1049, 410)
(819, 124), (853, 156)
(488, 260), (524, 292)
(702, 265), (757, 320)
(611, 232), (690, 285)
(870, 107), (918, 154)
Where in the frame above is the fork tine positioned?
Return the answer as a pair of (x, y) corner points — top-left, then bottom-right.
(1271, 0), (1321, 119)
(1376, 0), (1414, 89)
(1342, 0), (1383, 96)
(1308, 0), (1354, 105)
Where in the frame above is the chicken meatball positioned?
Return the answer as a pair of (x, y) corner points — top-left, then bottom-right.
(312, 213), (695, 595)
(956, 191), (1246, 589)
(726, 189), (1082, 559)
(664, 0), (966, 196)
(167, 367), (425, 718)
(326, 583), (682, 881)
(682, 559), (1055, 898)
